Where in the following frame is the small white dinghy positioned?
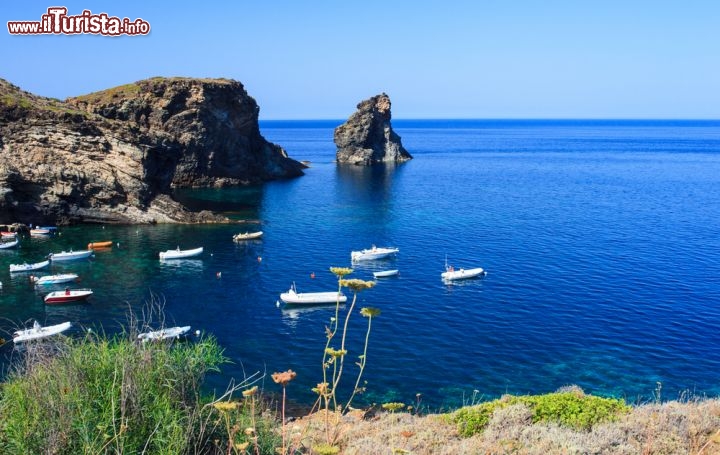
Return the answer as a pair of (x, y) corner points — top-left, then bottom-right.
(233, 231), (263, 241)
(159, 247), (203, 260)
(32, 273), (79, 285)
(0, 238), (19, 249)
(373, 269), (399, 278)
(441, 265), (486, 281)
(138, 326), (192, 342)
(13, 321), (72, 343)
(10, 260), (50, 273)
(49, 250), (93, 261)
(279, 283), (347, 305)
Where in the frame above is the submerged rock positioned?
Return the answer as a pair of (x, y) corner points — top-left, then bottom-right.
(334, 93), (412, 165)
(0, 77), (305, 224)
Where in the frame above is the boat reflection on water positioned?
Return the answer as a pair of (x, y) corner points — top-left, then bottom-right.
(157, 259), (205, 273)
(279, 303), (346, 329)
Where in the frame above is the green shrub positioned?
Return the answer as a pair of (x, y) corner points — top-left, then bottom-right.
(518, 392), (630, 430)
(0, 333), (229, 454)
(448, 391), (631, 437)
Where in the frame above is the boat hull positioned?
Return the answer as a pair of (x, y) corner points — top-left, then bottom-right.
(159, 247), (204, 260)
(44, 289), (93, 305)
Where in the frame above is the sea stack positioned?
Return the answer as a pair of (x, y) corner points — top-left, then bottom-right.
(334, 93), (412, 165)
(0, 77), (305, 224)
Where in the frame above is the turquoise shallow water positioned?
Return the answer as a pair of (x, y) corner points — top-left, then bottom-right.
(1, 120), (719, 409)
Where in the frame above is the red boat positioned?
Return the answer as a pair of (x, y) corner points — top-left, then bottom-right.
(44, 289), (93, 305)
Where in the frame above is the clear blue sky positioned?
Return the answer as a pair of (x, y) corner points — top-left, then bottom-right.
(2, 1), (718, 119)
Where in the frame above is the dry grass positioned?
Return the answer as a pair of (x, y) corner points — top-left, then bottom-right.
(291, 398), (720, 454)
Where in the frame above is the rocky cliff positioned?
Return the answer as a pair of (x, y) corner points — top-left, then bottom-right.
(334, 93), (412, 165)
(0, 77), (305, 224)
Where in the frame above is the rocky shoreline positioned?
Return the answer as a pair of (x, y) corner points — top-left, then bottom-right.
(0, 77), (305, 225)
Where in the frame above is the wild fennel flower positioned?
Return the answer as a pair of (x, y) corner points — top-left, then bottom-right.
(312, 443), (341, 455)
(382, 402), (405, 412)
(212, 401), (238, 412)
(340, 279), (376, 292)
(329, 267), (353, 278)
(360, 307), (381, 318)
(272, 369), (297, 386)
(242, 385), (258, 397)
(312, 382), (330, 395)
(325, 347), (347, 357)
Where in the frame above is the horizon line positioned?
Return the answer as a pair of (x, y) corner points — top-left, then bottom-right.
(259, 117), (720, 122)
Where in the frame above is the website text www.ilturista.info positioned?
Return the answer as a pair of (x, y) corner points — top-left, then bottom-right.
(7, 7), (150, 36)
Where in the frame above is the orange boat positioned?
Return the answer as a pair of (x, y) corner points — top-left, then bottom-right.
(87, 240), (113, 249)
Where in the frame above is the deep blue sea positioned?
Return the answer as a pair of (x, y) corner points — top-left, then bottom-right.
(1, 119), (719, 410)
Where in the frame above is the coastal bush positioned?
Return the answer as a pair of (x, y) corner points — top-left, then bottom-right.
(448, 390), (631, 437)
(0, 331), (249, 454)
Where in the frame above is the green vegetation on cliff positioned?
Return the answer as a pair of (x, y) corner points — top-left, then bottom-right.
(0, 331), (279, 454)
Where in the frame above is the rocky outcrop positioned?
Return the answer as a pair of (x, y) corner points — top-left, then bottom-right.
(334, 93), (412, 165)
(0, 77), (305, 224)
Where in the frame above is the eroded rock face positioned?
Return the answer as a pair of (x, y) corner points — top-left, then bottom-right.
(0, 77), (305, 224)
(334, 93), (412, 165)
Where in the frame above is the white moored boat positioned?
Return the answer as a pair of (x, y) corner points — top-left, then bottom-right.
(351, 246), (399, 262)
(373, 269), (399, 278)
(441, 265), (486, 281)
(10, 260), (50, 273)
(30, 228), (52, 236)
(279, 283), (347, 305)
(233, 231), (263, 241)
(138, 326), (192, 342)
(49, 250), (93, 261)
(159, 247), (204, 260)
(31, 273), (79, 285)
(13, 321), (72, 343)
(0, 238), (19, 249)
